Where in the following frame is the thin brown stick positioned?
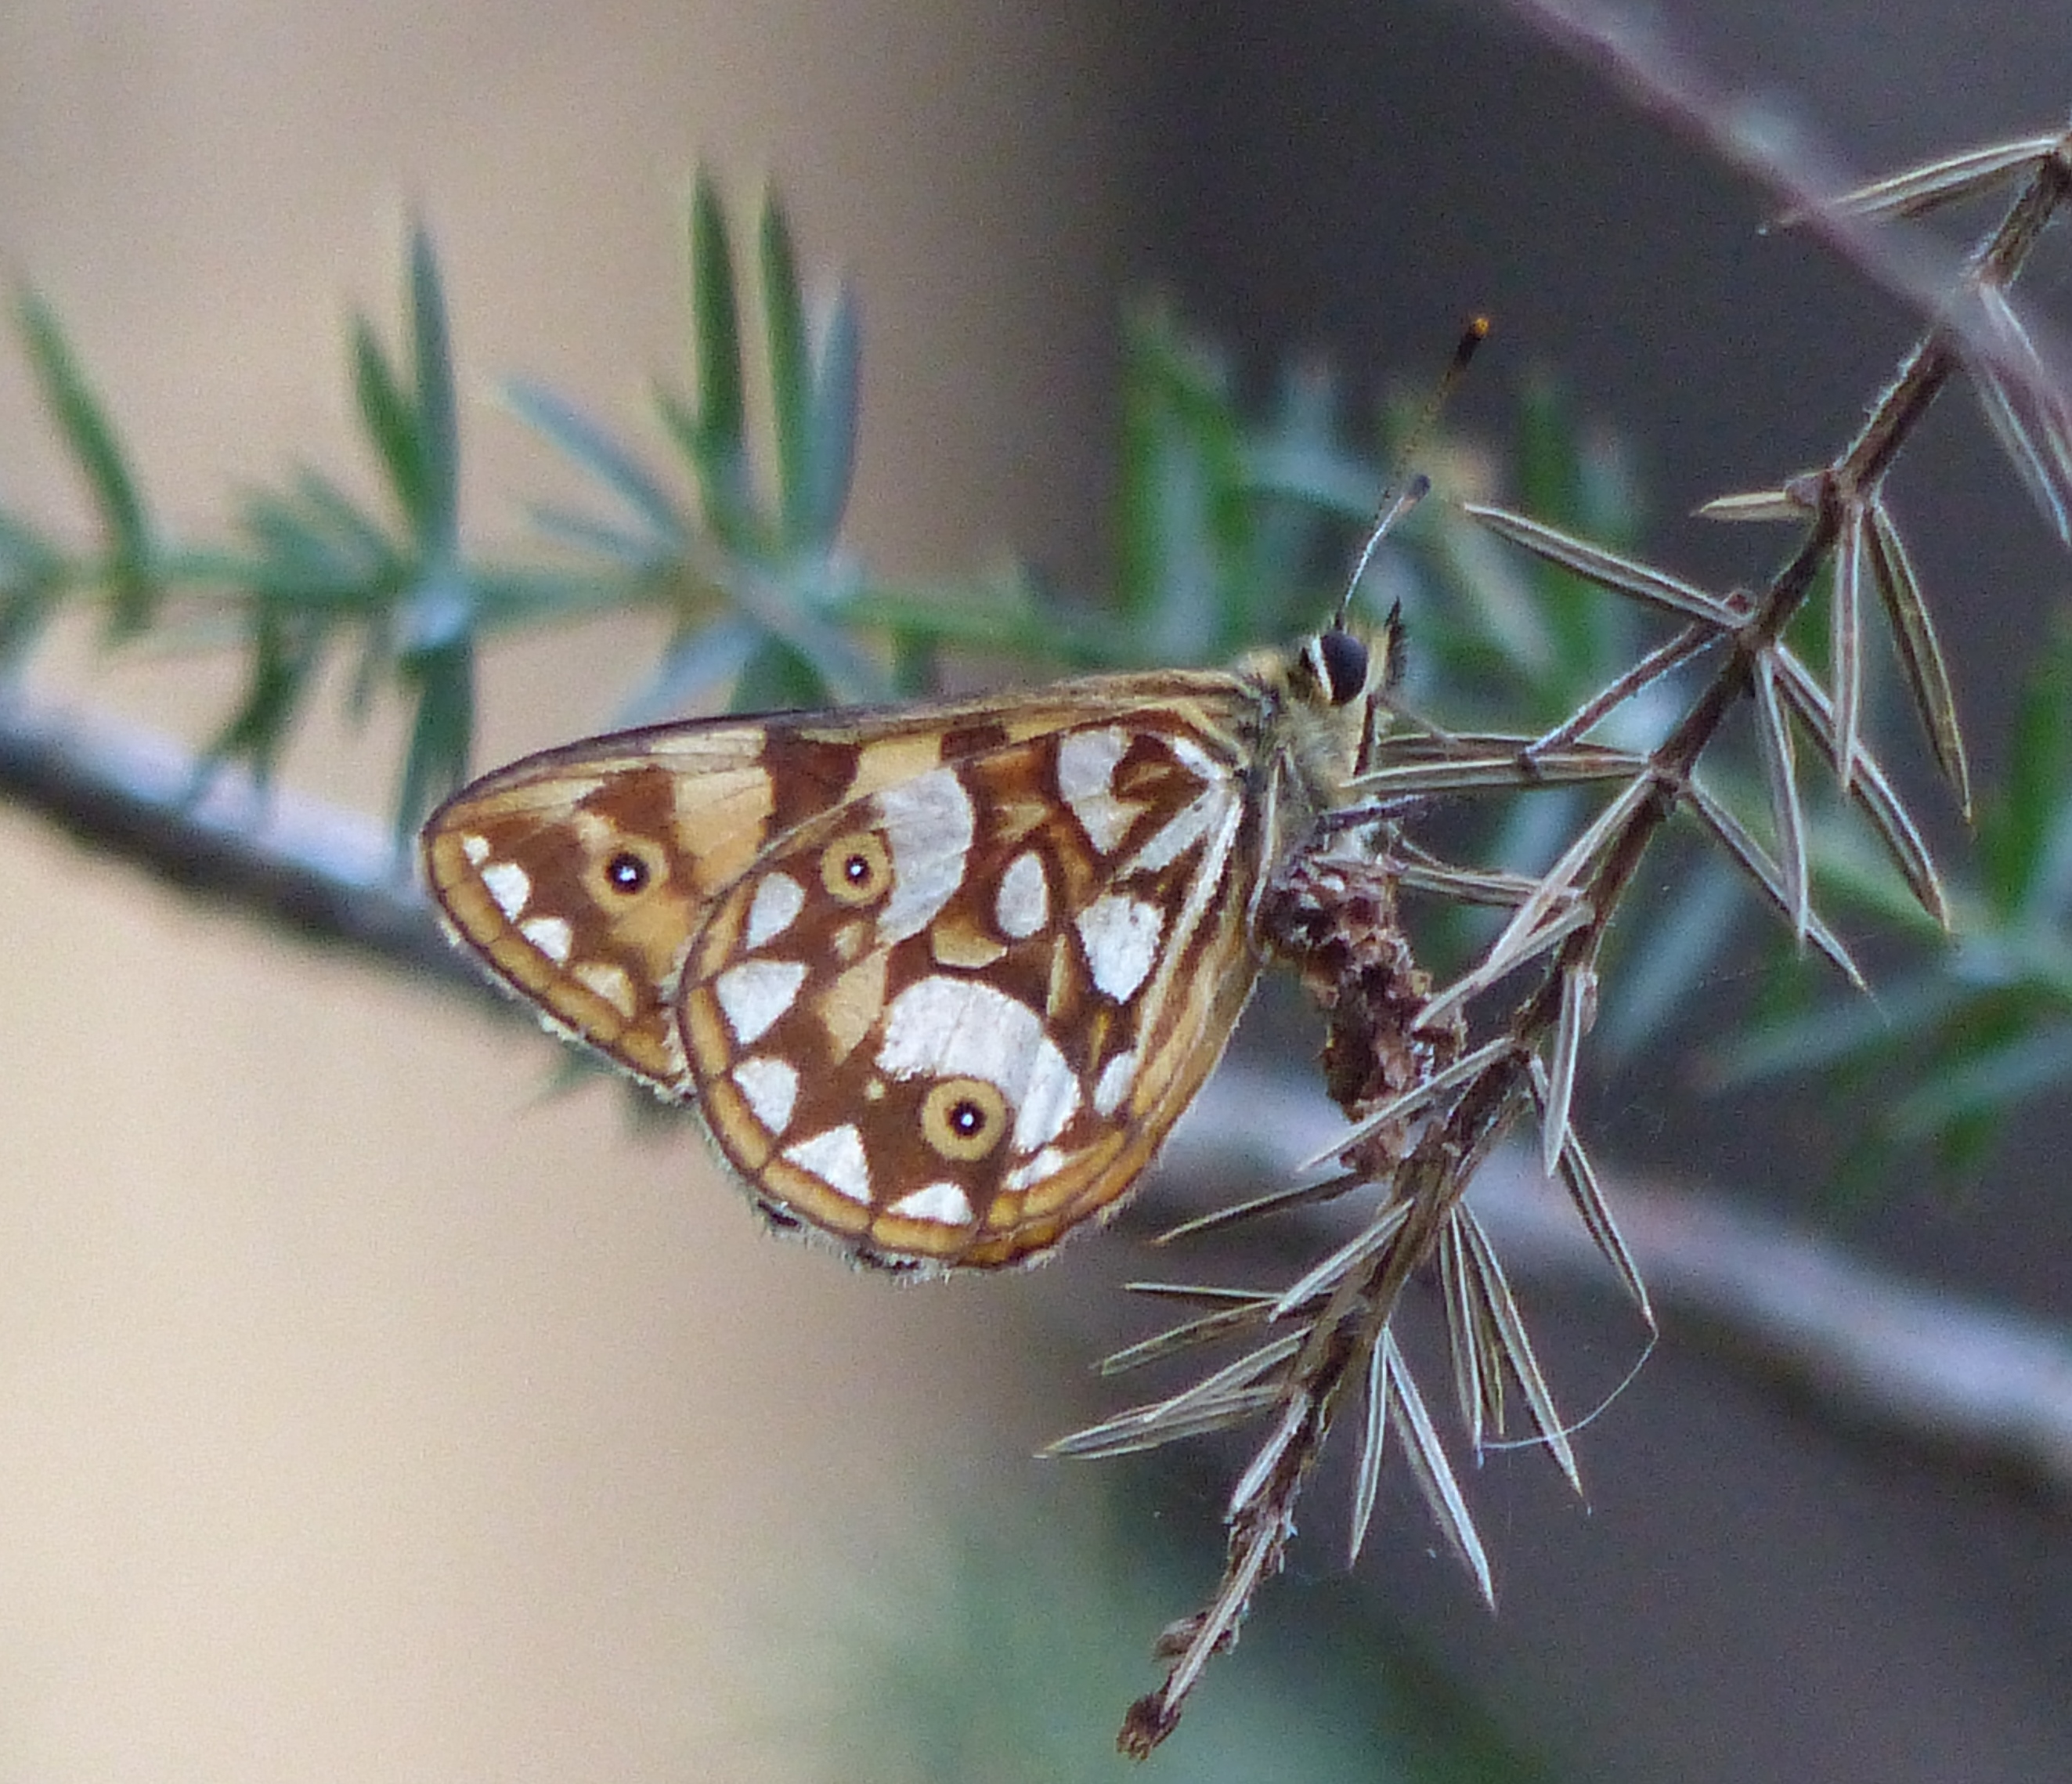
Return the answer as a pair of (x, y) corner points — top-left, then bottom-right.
(1106, 99), (2072, 1755)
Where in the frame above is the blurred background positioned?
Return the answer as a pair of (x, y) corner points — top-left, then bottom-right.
(0, 2), (2067, 1779)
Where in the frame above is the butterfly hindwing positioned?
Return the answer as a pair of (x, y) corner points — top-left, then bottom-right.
(677, 706), (1268, 1266)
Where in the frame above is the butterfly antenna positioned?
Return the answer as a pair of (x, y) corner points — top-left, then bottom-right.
(1336, 475), (1430, 630)
(1333, 314), (1489, 629)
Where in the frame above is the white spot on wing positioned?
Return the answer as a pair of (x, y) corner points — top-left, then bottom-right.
(994, 850), (1049, 939)
(1018, 1050), (1081, 1154)
(1005, 1146), (1067, 1190)
(1135, 784), (1247, 1015)
(888, 1180), (974, 1226)
(520, 915), (573, 963)
(1056, 727), (1138, 853)
(785, 1124), (872, 1204)
(1074, 896), (1165, 1002)
(876, 977), (1080, 1153)
(573, 960), (637, 1019)
(745, 872), (806, 948)
(875, 767), (975, 943)
(714, 959), (807, 1046)
(1094, 1049), (1139, 1115)
(482, 860), (532, 921)
(462, 835), (491, 865)
(731, 1056), (800, 1134)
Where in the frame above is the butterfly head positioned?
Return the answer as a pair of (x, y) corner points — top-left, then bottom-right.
(1244, 600), (1406, 833)
(1294, 604), (1406, 710)
(1280, 600), (1403, 717)
(1287, 464), (1423, 728)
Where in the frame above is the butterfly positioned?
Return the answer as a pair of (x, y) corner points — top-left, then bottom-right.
(420, 609), (1409, 1273)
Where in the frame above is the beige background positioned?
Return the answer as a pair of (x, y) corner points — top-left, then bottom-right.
(0, 5), (1135, 1779)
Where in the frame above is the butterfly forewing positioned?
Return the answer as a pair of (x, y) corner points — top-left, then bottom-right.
(421, 725), (798, 1090)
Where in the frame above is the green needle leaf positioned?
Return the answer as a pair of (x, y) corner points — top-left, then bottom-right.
(759, 190), (814, 546)
(17, 289), (153, 634)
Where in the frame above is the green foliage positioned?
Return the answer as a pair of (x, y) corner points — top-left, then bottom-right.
(1, 169), (2065, 1193)
(16, 288), (155, 637)
(1716, 609), (2072, 1183)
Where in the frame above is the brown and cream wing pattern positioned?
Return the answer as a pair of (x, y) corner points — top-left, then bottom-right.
(677, 699), (1273, 1267)
(414, 675), (1268, 1218)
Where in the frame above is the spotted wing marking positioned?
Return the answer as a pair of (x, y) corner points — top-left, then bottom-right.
(713, 959), (808, 1046)
(783, 1124), (872, 1204)
(874, 767), (976, 942)
(423, 673), (1289, 1272)
(1074, 895), (1166, 1001)
(731, 1056), (800, 1132)
(745, 874), (805, 947)
(677, 709), (1265, 1267)
(876, 975), (1081, 1152)
(994, 851), (1050, 937)
(889, 1181), (976, 1225)
(1055, 727), (1139, 852)
(420, 726), (784, 1089)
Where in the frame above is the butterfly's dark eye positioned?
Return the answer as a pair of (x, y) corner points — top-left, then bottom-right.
(1316, 628), (1370, 706)
(605, 851), (648, 894)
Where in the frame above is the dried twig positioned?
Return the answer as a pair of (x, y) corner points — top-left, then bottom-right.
(1155, 1067), (2072, 1493)
(0, 692), (460, 984)
(1090, 109), (2072, 1753)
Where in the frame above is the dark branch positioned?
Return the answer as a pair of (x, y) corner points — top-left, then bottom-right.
(0, 690), (467, 989)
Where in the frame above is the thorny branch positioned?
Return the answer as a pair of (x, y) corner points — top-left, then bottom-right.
(1093, 115), (2072, 1756)
(1159, 1070), (2072, 1495)
(1496, 0), (2072, 410)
